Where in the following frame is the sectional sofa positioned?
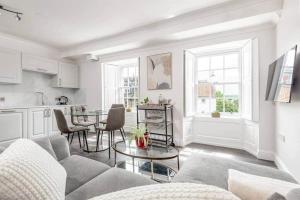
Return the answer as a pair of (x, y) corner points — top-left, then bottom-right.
(0, 135), (297, 200)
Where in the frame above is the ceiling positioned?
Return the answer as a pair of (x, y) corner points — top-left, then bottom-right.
(0, 0), (232, 49)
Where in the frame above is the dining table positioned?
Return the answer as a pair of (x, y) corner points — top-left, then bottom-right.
(71, 109), (108, 153)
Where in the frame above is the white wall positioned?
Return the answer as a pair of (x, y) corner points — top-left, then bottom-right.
(275, 0), (300, 181)
(98, 47), (185, 146)
(75, 60), (102, 110)
(0, 33), (78, 107)
(79, 24), (276, 151)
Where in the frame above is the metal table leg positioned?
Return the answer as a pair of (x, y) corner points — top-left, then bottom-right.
(114, 147), (117, 167)
(177, 155), (180, 170)
(167, 168), (171, 182)
(132, 157), (135, 173)
(151, 160), (154, 179)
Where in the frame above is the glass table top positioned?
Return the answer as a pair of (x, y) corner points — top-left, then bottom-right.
(113, 140), (179, 160)
(72, 110), (108, 116)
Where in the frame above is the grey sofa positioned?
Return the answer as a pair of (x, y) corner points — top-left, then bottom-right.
(0, 135), (156, 200)
(1, 135), (298, 199)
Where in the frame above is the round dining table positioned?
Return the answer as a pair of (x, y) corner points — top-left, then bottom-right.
(71, 110), (108, 152)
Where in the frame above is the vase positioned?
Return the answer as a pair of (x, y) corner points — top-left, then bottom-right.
(135, 133), (149, 149)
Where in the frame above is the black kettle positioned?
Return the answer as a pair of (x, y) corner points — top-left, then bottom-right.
(56, 96), (69, 105)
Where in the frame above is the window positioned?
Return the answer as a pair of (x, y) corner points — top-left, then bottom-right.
(119, 65), (139, 109)
(197, 51), (241, 115)
(102, 58), (139, 110)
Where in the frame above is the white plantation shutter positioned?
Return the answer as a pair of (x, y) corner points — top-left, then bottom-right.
(103, 64), (119, 110)
(184, 50), (197, 117)
(242, 40), (252, 120)
(241, 38), (259, 121)
(251, 38), (259, 122)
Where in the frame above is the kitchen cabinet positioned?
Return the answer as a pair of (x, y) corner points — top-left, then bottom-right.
(27, 107), (51, 139)
(53, 62), (79, 88)
(49, 106), (72, 135)
(0, 105), (78, 145)
(0, 109), (27, 146)
(22, 54), (58, 75)
(0, 47), (22, 84)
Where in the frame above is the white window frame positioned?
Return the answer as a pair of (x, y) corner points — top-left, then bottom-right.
(118, 64), (139, 110)
(101, 59), (140, 111)
(196, 49), (243, 117)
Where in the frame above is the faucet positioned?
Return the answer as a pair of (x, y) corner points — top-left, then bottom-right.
(35, 92), (45, 106)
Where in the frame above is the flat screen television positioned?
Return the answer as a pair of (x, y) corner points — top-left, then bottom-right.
(265, 45), (297, 103)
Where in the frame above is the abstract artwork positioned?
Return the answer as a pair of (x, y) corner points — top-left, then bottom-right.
(147, 53), (172, 90)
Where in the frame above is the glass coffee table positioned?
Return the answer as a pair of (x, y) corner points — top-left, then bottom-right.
(113, 140), (179, 182)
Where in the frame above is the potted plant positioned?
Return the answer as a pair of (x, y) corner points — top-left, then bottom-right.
(126, 107), (132, 112)
(211, 111), (220, 118)
(144, 97), (149, 104)
(129, 126), (149, 149)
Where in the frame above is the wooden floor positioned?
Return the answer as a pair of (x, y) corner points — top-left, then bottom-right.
(69, 132), (276, 171)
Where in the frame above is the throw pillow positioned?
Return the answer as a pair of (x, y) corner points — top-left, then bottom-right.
(89, 182), (241, 200)
(228, 169), (299, 200)
(0, 139), (66, 200)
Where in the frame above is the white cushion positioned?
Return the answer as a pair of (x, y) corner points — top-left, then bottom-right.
(89, 183), (240, 200)
(0, 139), (67, 200)
(228, 169), (299, 200)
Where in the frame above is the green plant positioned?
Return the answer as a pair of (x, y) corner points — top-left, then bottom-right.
(129, 126), (147, 145)
(144, 97), (149, 104)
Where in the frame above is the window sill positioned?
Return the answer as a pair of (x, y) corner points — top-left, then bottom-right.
(193, 115), (243, 124)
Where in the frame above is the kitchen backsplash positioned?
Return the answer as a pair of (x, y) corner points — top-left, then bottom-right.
(0, 71), (77, 107)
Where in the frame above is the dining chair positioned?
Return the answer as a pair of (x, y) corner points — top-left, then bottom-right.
(95, 107), (125, 158)
(71, 106), (96, 128)
(54, 109), (90, 151)
(99, 104), (126, 141)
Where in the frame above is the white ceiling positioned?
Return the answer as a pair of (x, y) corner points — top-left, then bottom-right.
(0, 0), (231, 49)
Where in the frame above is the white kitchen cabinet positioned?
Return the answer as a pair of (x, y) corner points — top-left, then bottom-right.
(22, 54), (58, 75)
(0, 47), (22, 84)
(0, 109), (27, 146)
(27, 107), (51, 139)
(53, 62), (79, 88)
(49, 106), (72, 135)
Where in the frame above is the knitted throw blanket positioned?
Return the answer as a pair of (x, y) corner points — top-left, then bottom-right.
(89, 183), (240, 200)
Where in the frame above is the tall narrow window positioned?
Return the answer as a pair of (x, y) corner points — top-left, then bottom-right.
(102, 58), (139, 110)
(197, 51), (241, 116)
(119, 65), (139, 109)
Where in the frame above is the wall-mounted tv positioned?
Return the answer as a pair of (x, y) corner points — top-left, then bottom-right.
(265, 45), (297, 103)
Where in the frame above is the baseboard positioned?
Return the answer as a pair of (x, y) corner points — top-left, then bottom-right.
(257, 150), (275, 161)
(243, 142), (259, 157)
(274, 155), (292, 174)
(183, 135), (193, 146)
(192, 135), (243, 150)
